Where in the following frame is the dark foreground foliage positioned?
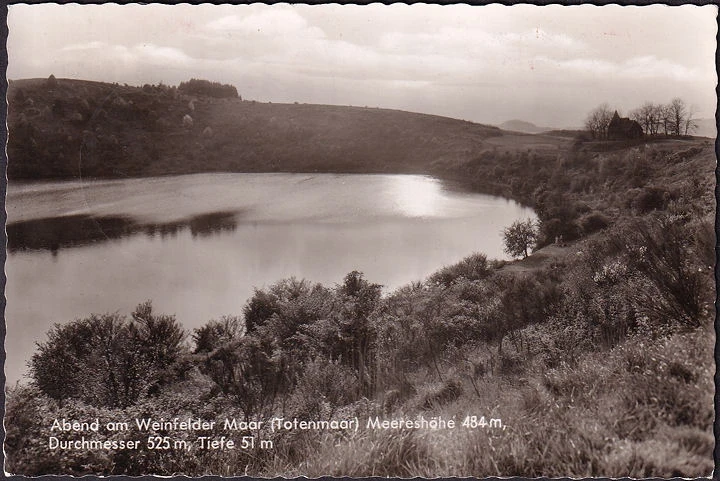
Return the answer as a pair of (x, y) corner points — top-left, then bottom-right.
(29, 301), (187, 408)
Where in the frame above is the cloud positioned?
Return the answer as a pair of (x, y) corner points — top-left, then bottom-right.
(378, 26), (586, 61)
(58, 41), (194, 69)
(62, 41), (107, 51)
(134, 44), (193, 64)
(534, 54), (704, 82)
(206, 9), (325, 39)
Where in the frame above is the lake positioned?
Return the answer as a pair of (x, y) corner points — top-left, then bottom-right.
(5, 173), (536, 383)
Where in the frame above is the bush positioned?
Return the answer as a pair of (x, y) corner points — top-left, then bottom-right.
(193, 316), (244, 353)
(287, 358), (360, 418)
(623, 216), (710, 328)
(538, 217), (580, 246)
(243, 287), (280, 332)
(29, 302), (187, 408)
(419, 378), (463, 409)
(579, 211), (611, 234)
(428, 252), (492, 287)
(629, 186), (671, 213)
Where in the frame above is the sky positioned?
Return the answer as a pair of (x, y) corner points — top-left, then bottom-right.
(7, 3), (718, 127)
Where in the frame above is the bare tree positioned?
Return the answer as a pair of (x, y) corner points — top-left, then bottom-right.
(667, 98), (687, 136)
(655, 103), (671, 136)
(630, 102), (660, 136)
(584, 103), (613, 140)
(647, 103), (661, 136)
(616, 98), (694, 138)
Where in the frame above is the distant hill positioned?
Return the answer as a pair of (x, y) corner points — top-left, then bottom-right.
(7, 77), (504, 180)
(498, 119), (555, 134)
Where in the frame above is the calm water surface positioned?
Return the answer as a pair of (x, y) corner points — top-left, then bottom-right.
(6, 173), (535, 383)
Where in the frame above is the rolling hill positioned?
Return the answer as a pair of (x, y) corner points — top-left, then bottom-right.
(7, 77), (506, 180)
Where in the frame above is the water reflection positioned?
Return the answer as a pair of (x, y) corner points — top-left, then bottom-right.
(7, 211), (240, 253)
(188, 212), (239, 238)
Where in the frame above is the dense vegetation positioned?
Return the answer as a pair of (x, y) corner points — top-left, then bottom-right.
(177, 78), (239, 99)
(4, 77), (715, 477)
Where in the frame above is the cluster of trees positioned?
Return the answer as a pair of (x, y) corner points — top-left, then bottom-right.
(195, 272), (381, 420)
(629, 99), (697, 136)
(584, 98), (697, 139)
(27, 273), (381, 422)
(7, 76), (233, 179)
(177, 78), (240, 99)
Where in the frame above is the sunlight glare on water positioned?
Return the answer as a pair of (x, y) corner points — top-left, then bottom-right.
(390, 175), (442, 218)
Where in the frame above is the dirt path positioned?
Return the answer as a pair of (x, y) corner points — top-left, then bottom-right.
(497, 242), (577, 274)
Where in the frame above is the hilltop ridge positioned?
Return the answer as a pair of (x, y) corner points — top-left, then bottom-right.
(7, 77), (504, 180)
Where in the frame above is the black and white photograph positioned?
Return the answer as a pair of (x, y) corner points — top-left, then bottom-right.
(2, 3), (717, 477)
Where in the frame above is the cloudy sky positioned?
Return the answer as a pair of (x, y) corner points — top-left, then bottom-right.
(7, 4), (717, 127)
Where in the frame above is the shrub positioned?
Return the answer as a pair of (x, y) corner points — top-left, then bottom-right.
(243, 287), (280, 332)
(419, 378), (463, 409)
(287, 358), (360, 418)
(489, 272), (561, 354)
(620, 216), (710, 328)
(630, 186), (672, 213)
(579, 211), (611, 234)
(538, 217), (580, 246)
(193, 316), (244, 353)
(428, 252), (492, 287)
(202, 333), (285, 420)
(29, 302), (187, 408)
(498, 351), (524, 375)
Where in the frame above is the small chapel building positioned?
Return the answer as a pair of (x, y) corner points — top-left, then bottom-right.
(607, 111), (644, 140)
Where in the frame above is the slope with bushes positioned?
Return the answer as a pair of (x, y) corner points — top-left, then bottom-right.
(4, 77), (716, 477)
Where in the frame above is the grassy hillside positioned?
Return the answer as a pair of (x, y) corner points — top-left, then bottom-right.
(4, 77), (716, 477)
(7, 77), (501, 179)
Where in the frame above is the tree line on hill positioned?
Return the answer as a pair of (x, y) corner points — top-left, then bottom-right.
(584, 98), (697, 139)
(7, 75), (242, 179)
(177, 78), (240, 99)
